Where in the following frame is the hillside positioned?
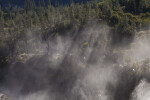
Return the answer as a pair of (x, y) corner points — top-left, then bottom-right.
(0, 0), (150, 100)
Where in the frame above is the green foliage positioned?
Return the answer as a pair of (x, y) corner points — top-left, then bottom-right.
(140, 12), (150, 28)
(101, 0), (113, 17)
(0, 0), (150, 67)
(114, 16), (136, 41)
(109, 12), (121, 26)
(119, 0), (150, 14)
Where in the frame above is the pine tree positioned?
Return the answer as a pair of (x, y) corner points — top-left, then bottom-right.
(48, 0), (51, 6)
(0, 9), (4, 28)
(33, 11), (40, 26)
(41, 0), (45, 7)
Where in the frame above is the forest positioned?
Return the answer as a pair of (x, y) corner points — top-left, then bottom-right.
(0, 0), (150, 100)
(0, 0), (149, 66)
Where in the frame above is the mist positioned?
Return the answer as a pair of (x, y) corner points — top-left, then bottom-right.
(0, 22), (150, 100)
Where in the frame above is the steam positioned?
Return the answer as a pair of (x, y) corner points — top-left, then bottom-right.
(131, 79), (150, 100)
(0, 22), (150, 100)
(123, 29), (150, 63)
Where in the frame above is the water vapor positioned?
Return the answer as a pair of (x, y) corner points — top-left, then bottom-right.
(0, 22), (150, 100)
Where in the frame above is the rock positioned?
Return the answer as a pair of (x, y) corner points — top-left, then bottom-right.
(0, 93), (8, 100)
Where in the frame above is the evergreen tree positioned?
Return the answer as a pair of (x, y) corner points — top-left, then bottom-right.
(0, 9), (4, 28)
